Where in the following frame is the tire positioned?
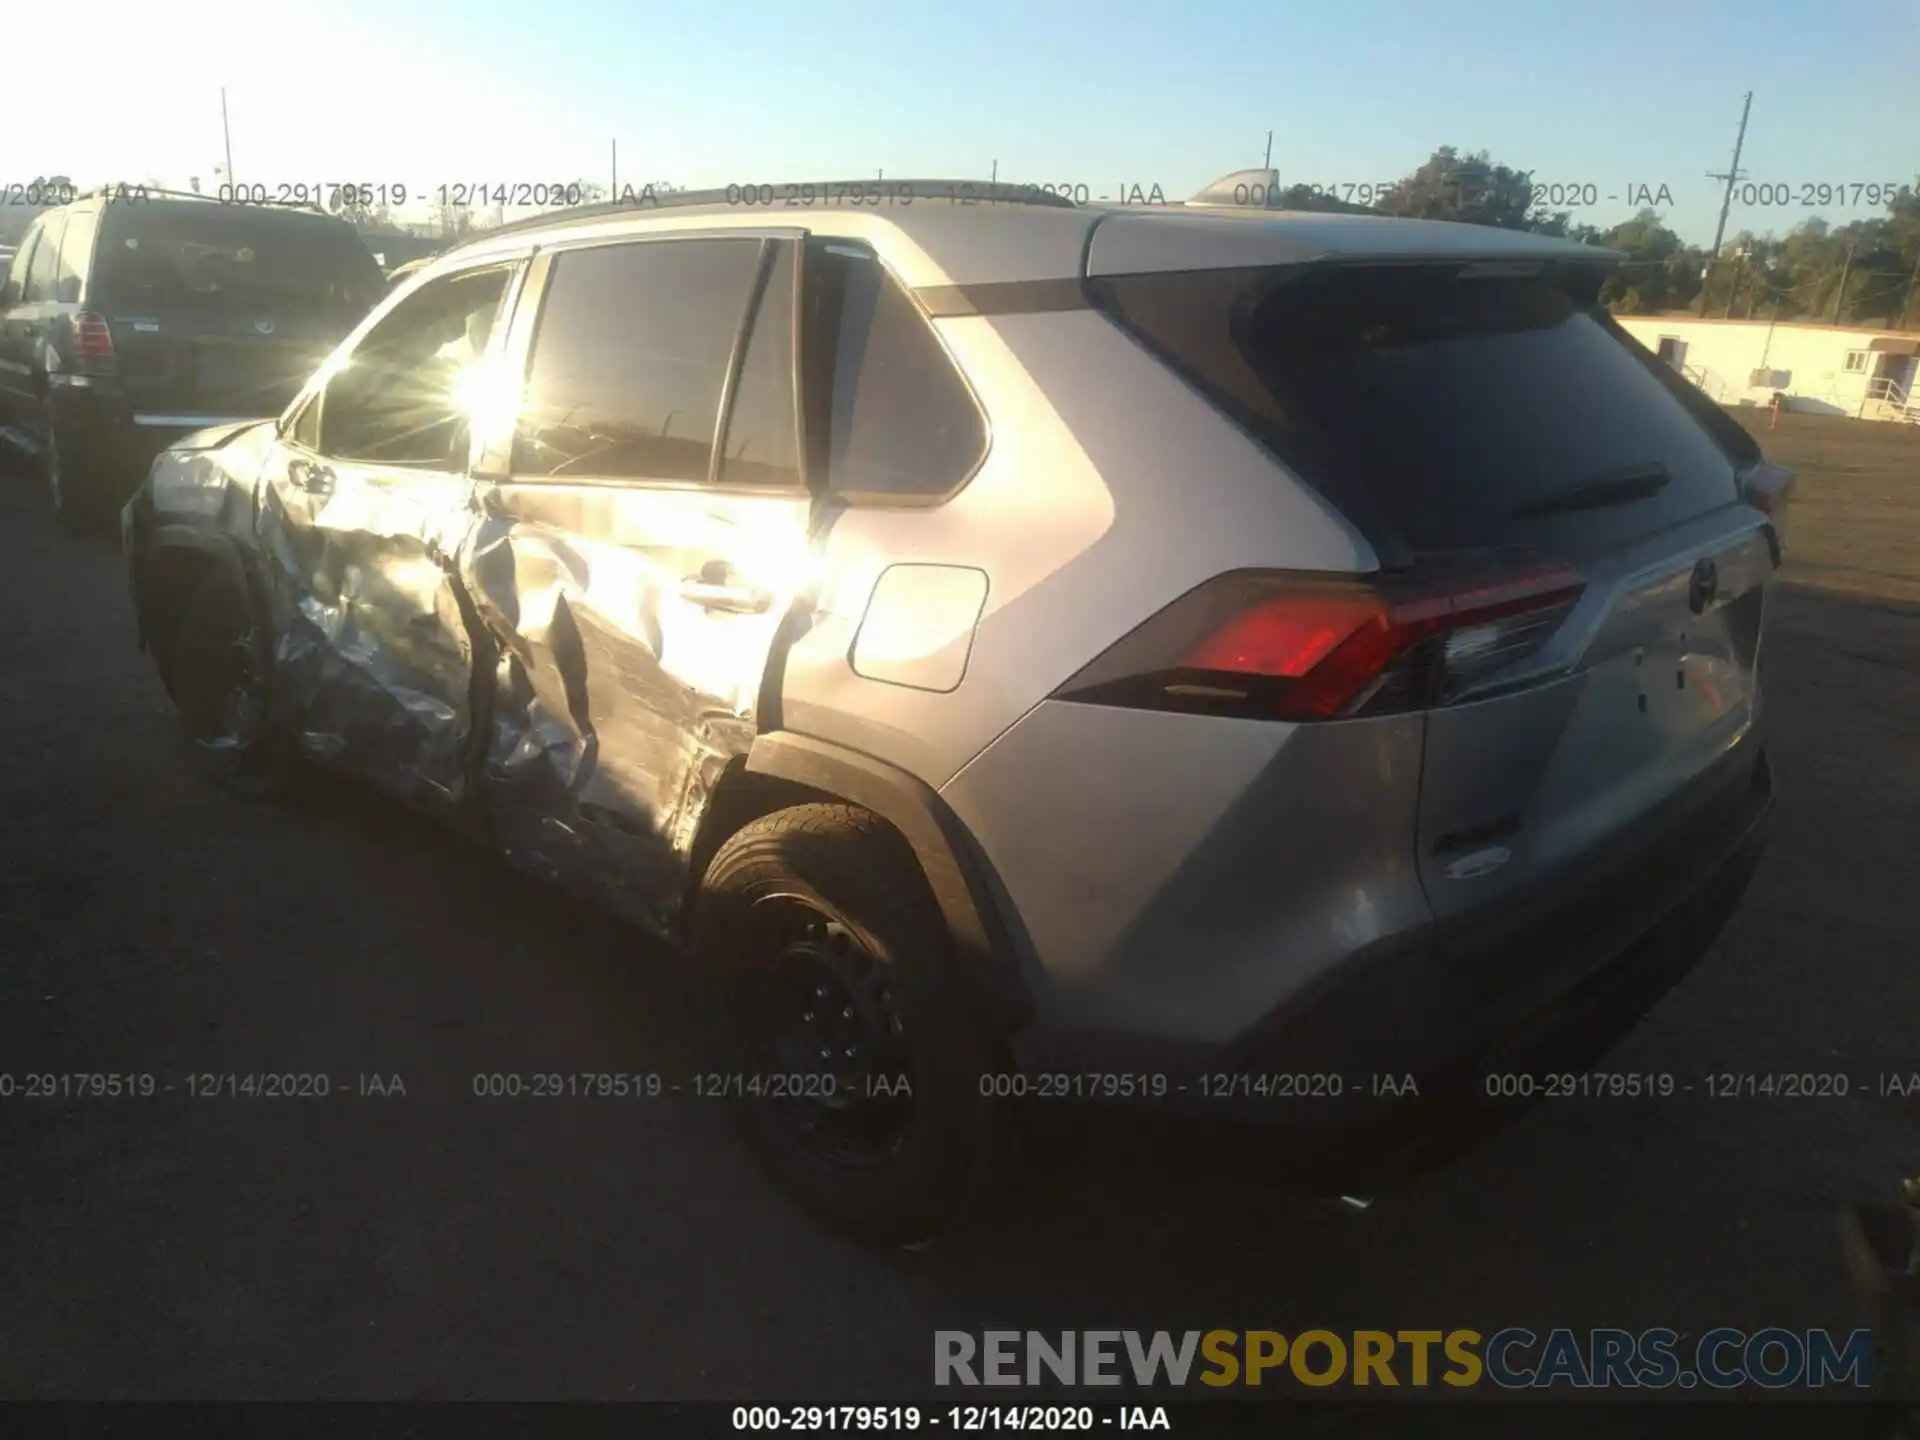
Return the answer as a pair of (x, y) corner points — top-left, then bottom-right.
(695, 803), (1004, 1246)
(43, 404), (112, 537)
(169, 568), (296, 799)
(44, 406), (82, 535)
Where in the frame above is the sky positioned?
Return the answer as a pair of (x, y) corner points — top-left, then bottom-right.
(4, 0), (1915, 246)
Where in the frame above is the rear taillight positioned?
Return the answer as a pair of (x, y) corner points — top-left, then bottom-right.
(71, 313), (116, 365)
(1054, 559), (1585, 722)
(1740, 462), (1796, 561)
(1740, 462), (1795, 517)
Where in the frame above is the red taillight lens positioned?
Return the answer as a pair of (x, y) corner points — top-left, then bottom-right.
(1183, 592), (1388, 677)
(72, 313), (116, 363)
(1055, 560), (1585, 722)
(1740, 463), (1795, 517)
(1739, 462), (1796, 562)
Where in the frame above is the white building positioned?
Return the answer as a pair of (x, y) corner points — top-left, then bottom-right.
(1615, 315), (1920, 422)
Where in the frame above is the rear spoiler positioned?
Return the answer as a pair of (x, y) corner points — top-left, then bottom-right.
(1185, 168), (1288, 210)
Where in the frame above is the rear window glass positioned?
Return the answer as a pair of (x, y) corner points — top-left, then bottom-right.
(1091, 264), (1752, 559)
(94, 206), (384, 318)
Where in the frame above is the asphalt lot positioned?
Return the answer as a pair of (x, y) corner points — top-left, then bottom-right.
(1728, 407), (1920, 609)
(0, 424), (1916, 1413)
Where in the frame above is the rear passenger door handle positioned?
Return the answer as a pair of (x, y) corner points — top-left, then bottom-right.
(288, 458), (335, 495)
(679, 576), (772, 614)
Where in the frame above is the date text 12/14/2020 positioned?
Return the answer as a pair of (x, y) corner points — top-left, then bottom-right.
(729, 1404), (1172, 1432)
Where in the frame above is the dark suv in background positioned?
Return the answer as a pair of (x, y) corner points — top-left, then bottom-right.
(0, 191), (384, 530)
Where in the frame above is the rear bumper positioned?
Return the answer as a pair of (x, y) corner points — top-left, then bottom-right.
(49, 383), (262, 512)
(46, 384), (158, 513)
(1006, 739), (1773, 1128)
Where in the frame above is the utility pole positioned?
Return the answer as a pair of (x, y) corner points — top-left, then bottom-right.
(1699, 91), (1752, 315)
(221, 87), (235, 189)
(991, 159), (997, 183)
(1263, 130), (1273, 169)
(611, 138), (617, 196)
(1902, 251), (1920, 331)
(1706, 91), (1753, 258)
(1830, 239), (1857, 323)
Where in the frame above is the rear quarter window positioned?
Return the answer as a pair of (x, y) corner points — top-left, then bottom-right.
(4, 227), (38, 302)
(52, 208), (97, 303)
(803, 241), (986, 502)
(23, 213), (66, 302)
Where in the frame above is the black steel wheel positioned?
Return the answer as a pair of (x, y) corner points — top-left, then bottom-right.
(697, 803), (1003, 1246)
(736, 902), (919, 1171)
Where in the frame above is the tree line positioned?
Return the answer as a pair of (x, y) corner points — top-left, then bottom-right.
(1281, 146), (1920, 328)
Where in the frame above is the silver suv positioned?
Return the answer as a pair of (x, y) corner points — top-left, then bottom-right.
(123, 175), (1788, 1242)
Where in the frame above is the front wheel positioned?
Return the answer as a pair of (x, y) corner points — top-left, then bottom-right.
(695, 804), (1004, 1246)
(168, 569), (297, 799)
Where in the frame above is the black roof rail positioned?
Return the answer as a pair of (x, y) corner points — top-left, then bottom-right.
(75, 184), (210, 204)
(71, 184), (332, 216)
(441, 178), (1080, 253)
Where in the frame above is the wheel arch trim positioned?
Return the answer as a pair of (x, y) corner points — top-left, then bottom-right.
(133, 525), (269, 655)
(744, 731), (1038, 1028)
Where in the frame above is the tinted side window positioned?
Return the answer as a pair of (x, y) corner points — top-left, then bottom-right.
(513, 238), (764, 483)
(805, 243), (985, 500)
(318, 266), (512, 466)
(518, 238), (771, 485)
(52, 209), (97, 303)
(717, 242), (800, 488)
(24, 213), (66, 302)
(3, 229), (37, 305)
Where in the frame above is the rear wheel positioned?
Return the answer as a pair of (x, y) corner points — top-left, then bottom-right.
(695, 804), (1003, 1246)
(44, 406), (80, 535)
(43, 402), (111, 536)
(169, 569), (295, 798)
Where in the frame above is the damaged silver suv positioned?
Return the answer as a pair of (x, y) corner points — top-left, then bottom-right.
(123, 176), (1789, 1243)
